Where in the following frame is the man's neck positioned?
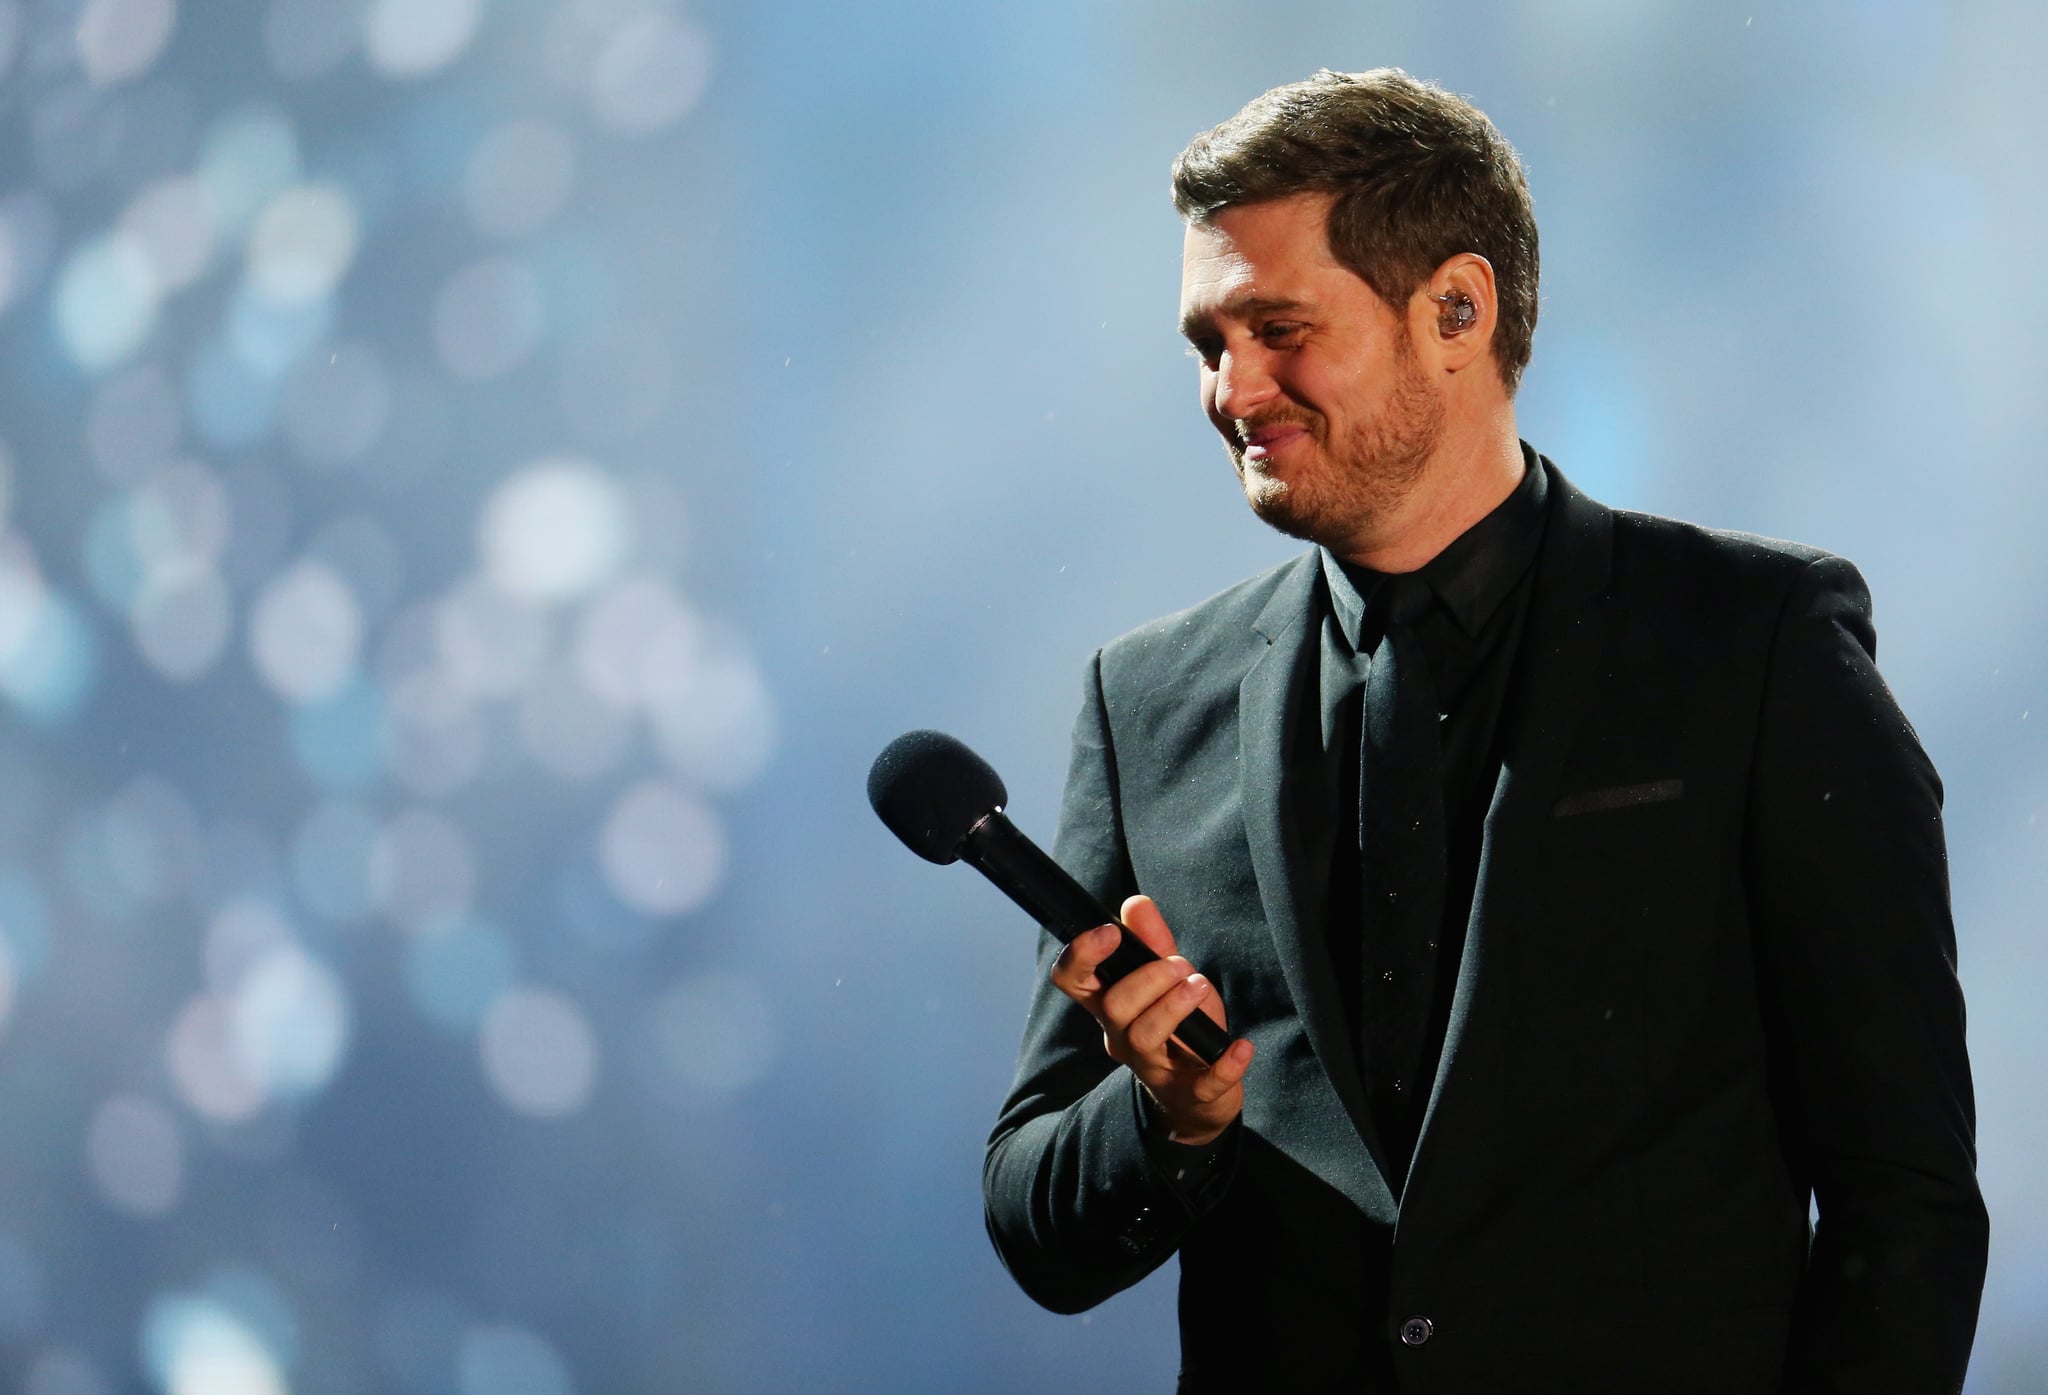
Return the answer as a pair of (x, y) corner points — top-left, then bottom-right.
(1336, 414), (1526, 574)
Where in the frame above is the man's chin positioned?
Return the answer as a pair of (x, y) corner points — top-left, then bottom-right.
(1240, 477), (1324, 544)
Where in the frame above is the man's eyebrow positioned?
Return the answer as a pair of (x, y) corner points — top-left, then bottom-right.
(1178, 295), (1307, 341)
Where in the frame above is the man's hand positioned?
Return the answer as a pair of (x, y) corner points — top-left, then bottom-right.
(1050, 894), (1254, 1147)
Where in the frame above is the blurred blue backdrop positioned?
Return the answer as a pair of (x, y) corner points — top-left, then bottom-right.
(0, 1), (2039, 1391)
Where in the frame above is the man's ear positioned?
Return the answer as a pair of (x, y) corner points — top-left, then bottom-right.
(1412, 252), (1499, 377)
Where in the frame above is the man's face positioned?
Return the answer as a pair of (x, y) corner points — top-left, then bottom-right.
(1178, 193), (1445, 553)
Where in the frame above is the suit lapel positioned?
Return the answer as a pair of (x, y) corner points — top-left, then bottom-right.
(1406, 459), (1616, 1197)
(1239, 558), (1399, 1217)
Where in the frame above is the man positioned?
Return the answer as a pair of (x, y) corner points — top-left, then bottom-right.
(983, 69), (1987, 1393)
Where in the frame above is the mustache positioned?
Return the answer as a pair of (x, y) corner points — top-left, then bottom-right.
(1233, 410), (1322, 445)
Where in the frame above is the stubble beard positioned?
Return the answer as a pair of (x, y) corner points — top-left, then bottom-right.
(1231, 350), (1446, 552)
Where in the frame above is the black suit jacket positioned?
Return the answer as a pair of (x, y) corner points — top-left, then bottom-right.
(985, 463), (1987, 1393)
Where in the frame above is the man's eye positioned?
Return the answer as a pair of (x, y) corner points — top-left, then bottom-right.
(1259, 322), (1305, 347)
(1185, 340), (1222, 366)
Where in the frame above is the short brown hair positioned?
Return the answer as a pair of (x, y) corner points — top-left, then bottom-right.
(1172, 68), (1539, 393)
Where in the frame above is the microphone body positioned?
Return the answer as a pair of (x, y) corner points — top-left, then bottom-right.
(959, 810), (1231, 1064)
(868, 729), (1230, 1066)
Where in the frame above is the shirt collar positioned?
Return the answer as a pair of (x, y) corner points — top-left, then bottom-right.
(1320, 442), (1549, 649)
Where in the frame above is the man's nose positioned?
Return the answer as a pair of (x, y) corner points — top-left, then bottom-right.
(1212, 347), (1278, 420)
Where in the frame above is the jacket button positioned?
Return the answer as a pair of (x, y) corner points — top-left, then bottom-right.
(1399, 1316), (1434, 1347)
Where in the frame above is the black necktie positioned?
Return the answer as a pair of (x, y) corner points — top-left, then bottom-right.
(1358, 574), (1446, 1183)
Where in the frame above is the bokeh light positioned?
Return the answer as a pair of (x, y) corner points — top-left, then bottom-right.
(75, 0), (179, 88)
(478, 986), (598, 1118)
(597, 778), (726, 917)
(1, 6), (2034, 1395)
(478, 460), (628, 603)
(86, 1095), (184, 1218)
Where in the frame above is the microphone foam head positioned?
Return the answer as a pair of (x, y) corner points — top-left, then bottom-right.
(867, 729), (1008, 864)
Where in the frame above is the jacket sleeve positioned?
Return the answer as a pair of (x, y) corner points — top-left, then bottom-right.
(1745, 555), (1989, 1394)
(982, 649), (1240, 1313)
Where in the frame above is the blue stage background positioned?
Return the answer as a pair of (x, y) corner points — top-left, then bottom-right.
(0, 2), (2039, 1391)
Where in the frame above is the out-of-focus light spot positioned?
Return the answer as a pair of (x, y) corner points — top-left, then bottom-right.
(203, 898), (293, 993)
(197, 106), (301, 238)
(76, 0), (177, 86)
(53, 233), (160, 372)
(558, 321), (674, 442)
(290, 798), (378, 924)
(404, 918), (515, 1035)
(478, 460), (628, 602)
(385, 669), (487, 798)
(141, 1294), (287, 1395)
(0, 191), (58, 319)
(459, 1323), (573, 1395)
(436, 577), (549, 700)
(652, 970), (780, 1096)
(598, 779), (726, 917)
(134, 566), (232, 681)
(518, 659), (630, 781)
(263, 0), (363, 80)
(233, 945), (351, 1098)
(289, 676), (387, 788)
(463, 118), (576, 241)
(0, 536), (49, 663)
(86, 363), (183, 483)
(166, 993), (266, 1122)
(226, 280), (334, 377)
(186, 334), (281, 448)
(131, 460), (231, 576)
(369, 808), (474, 933)
(364, 0), (482, 80)
(86, 1094), (183, 1217)
(648, 640), (777, 793)
(0, 865), (52, 983)
(120, 175), (214, 293)
(282, 339), (389, 466)
(587, 11), (711, 136)
(574, 577), (698, 708)
(23, 1348), (108, 1395)
(478, 986), (597, 1117)
(85, 499), (147, 612)
(102, 775), (202, 903)
(432, 256), (543, 381)
(200, 1269), (298, 1373)
(250, 559), (361, 703)
(247, 183), (358, 306)
(0, 587), (96, 723)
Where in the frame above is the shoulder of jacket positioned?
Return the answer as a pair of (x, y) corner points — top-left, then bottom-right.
(1610, 507), (1854, 588)
(1095, 552), (1314, 675)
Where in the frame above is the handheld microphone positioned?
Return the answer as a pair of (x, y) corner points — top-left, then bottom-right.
(867, 729), (1230, 1065)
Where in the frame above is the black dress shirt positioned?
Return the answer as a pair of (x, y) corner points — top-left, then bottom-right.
(1145, 446), (1548, 1202)
(1319, 450), (1548, 1186)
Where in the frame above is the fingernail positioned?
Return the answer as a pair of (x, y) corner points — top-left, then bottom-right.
(1181, 973), (1208, 996)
